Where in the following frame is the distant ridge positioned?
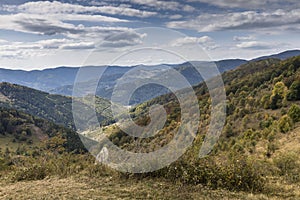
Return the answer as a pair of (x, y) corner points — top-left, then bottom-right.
(251, 50), (300, 62)
(0, 50), (299, 104)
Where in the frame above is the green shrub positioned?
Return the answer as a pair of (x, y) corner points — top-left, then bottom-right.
(287, 80), (300, 101)
(0, 157), (10, 171)
(288, 104), (300, 123)
(274, 152), (300, 183)
(8, 152), (116, 182)
(266, 142), (279, 158)
(270, 93), (283, 110)
(156, 156), (266, 192)
(12, 165), (47, 181)
(278, 115), (293, 133)
(261, 94), (271, 109)
(269, 82), (288, 110)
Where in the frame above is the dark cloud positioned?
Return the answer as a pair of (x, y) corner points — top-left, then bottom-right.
(14, 18), (84, 35)
(101, 31), (145, 47)
(104, 31), (144, 42)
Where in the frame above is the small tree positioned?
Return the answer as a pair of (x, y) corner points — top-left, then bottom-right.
(278, 115), (293, 133)
(270, 93), (282, 110)
(261, 94), (271, 109)
(287, 80), (300, 101)
(288, 104), (300, 123)
(269, 82), (288, 110)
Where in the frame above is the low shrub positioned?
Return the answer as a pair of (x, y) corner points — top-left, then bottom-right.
(12, 165), (47, 181)
(278, 115), (293, 133)
(274, 152), (300, 183)
(288, 104), (300, 123)
(155, 155), (266, 192)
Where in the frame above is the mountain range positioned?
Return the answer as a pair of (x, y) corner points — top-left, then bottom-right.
(1, 50), (299, 105)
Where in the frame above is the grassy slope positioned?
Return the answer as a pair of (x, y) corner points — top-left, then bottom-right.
(0, 176), (299, 200)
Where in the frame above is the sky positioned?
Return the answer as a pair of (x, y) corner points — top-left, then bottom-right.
(0, 0), (299, 70)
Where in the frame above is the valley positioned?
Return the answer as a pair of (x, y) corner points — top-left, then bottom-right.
(0, 53), (300, 199)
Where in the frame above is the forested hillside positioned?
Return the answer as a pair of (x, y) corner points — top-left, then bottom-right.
(0, 107), (86, 153)
(98, 56), (300, 193)
(0, 82), (113, 129)
(0, 56), (300, 199)
(127, 56), (300, 144)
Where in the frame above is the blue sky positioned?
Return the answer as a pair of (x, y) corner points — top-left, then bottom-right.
(0, 0), (299, 70)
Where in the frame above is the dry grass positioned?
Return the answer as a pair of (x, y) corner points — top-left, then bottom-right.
(0, 175), (299, 200)
(276, 126), (300, 155)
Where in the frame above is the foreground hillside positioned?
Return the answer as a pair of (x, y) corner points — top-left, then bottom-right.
(99, 56), (300, 155)
(1, 176), (298, 200)
(89, 56), (300, 194)
(0, 56), (300, 199)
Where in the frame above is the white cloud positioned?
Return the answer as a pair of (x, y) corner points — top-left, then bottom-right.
(36, 39), (97, 50)
(169, 14), (183, 20)
(0, 38), (95, 51)
(2, 15), (121, 36)
(37, 39), (71, 49)
(54, 13), (128, 23)
(0, 39), (9, 44)
(182, 5), (195, 12)
(3, 1), (156, 18)
(188, 0), (300, 9)
(236, 41), (288, 50)
(170, 36), (218, 50)
(167, 9), (300, 32)
(233, 35), (255, 41)
(129, 0), (195, 11)
(0, 12), (146, 47)
(187, 0), (267, 8)
(0, 28), (147, 60)
(60, 42), (95, 50)
(0, 13), (84, 35)
(0, 42), (47, 60)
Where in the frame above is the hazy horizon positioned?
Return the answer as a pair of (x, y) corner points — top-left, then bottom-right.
(0, 49), (299, 71)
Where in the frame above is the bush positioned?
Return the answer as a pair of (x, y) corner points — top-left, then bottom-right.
(261, 94), (271, 109)
(278, 115), (293, 133)
(288, 104), (300, 123)
(156, 156), (266, 192)
(12, 165), (47, 181)
(287, 80), (300, 101)
(0, 157), (10, 171)
(270, 93), (283, 110)
(274, 152), (300, 183)
(8, 152), (116, 182)
(269, 82), (288, 110)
